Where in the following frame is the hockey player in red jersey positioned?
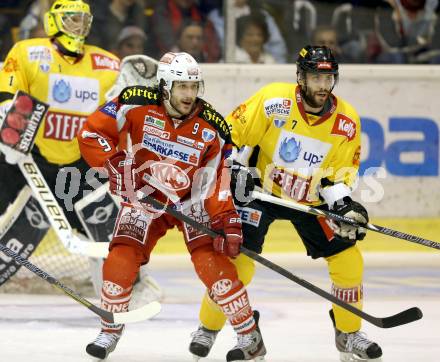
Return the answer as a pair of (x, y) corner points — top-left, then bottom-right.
(78, 52), (266, 361)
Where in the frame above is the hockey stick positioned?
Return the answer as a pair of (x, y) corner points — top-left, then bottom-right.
(252, 191), (440, 251)
(139, 194), (422, 329)
(0, 242), (161, 323)
(17, 156), (110, 258)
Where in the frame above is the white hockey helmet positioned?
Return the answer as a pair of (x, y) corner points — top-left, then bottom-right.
(156, 52), (204, 96)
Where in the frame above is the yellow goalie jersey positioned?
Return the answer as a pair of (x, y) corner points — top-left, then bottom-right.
(0, 38), (119, 164)
(227, 82), (361, 206)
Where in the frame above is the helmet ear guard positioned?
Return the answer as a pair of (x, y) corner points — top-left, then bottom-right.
(43, 12), (60, 37)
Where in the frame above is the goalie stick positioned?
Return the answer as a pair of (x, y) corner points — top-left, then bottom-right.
(0, 91), (109, 258)
(0, 242), (161, 323)
(17, 156), (110, 258)
(252, 191), (440, 251)
(139, 193), (423, 329)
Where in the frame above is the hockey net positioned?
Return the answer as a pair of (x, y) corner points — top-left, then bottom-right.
(0, 229), (95, 295)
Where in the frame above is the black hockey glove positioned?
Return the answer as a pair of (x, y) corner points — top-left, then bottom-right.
(230, 161), (255, 207)
(331, 197), (369, 242)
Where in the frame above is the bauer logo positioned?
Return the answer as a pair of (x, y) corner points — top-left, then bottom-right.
(236, 206), (262, 227)
(48, 74), (99, 113)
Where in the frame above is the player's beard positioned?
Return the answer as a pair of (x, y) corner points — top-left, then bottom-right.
(303, 88), (329, 109)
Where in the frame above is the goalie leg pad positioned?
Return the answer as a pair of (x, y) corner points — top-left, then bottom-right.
(0, 186), (49, 286)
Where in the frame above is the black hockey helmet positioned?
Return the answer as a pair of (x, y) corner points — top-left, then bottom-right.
(296, 45), (339, 91)
(296, 45), (338, 75)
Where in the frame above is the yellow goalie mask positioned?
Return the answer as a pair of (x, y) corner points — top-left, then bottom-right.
(44, 0), (93, 55)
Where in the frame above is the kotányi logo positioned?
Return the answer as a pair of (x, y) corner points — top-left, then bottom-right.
(279, 136), (301, 162)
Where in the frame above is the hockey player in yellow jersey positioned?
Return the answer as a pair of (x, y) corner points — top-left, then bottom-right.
(190, 46), (383, 361)
(0, 0), (119, 282)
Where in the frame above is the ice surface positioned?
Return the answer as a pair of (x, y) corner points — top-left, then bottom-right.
(0, 253), (439, 362)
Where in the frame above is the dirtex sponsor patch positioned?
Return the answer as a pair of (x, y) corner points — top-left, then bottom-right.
(114, 204), (151, 245)
(264, 98), (292, 117)
(143, 125), (170, 139)
(236, 206), (262, 227)
(142, 134), (200, 165)
(144, 115), (165, 130)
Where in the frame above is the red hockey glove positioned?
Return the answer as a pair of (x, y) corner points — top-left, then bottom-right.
(104, 150), (141, 199)
(211, 211), (243, 258)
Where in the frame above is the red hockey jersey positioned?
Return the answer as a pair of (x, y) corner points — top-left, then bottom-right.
(78, 86), (235, 238)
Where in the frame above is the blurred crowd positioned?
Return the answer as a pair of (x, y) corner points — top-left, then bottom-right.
(1, 0), (440, 64)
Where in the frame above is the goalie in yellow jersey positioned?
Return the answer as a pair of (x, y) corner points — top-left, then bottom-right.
(190, 46), (383, 362)
(0, 0), (163, 306)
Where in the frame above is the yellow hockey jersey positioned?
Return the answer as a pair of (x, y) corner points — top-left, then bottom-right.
(227, 82), (361, 205)
(0, 38), (119, 164)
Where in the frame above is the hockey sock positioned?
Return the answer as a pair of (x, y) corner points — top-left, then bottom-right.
(326, 245), (364, 332)
(199, 254), (256, 331)
(100, 244), (142, 332)
(216, 282), (256, 335)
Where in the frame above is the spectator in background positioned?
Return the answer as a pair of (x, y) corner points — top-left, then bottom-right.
(152, 0), (220, 62)
(208, 0), (287, 62)
(370, 0), (440, 63)
(176, 21), (207, 62)
(312, 25), (361, 63)
(88, 0), (146, 52)
(112, 25), (147, 58)
(18, 0), (52, 40)
(235, 14), (276, 64)
(0, 15), (14, 60)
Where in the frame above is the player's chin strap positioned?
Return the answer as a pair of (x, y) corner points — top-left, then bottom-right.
(138, 193), (422, 329)
(251, 190), (440, 251)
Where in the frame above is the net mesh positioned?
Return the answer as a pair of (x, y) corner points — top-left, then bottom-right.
(0, 229), (95, 296)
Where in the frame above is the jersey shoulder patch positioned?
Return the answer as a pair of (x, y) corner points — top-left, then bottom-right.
(199, 101), (231, 142)
(118, 86), (160, 106)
